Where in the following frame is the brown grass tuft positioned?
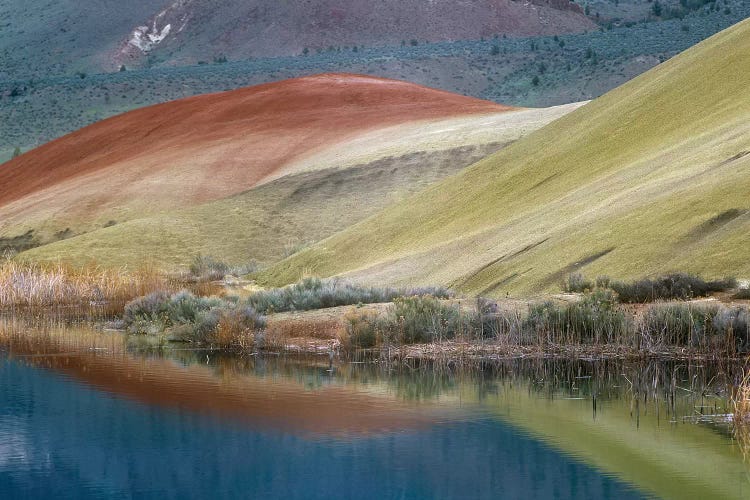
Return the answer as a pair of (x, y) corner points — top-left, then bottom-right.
(0, 260), (173, 309)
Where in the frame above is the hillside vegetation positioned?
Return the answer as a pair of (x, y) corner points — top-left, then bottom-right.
(260, 18), (750, 296)
(18, 105), (580, 268)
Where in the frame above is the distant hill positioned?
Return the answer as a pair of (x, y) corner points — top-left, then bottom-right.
(259, 18), (750, 295)
(112, 0), (593, 70)
(0, 0), (593, 79)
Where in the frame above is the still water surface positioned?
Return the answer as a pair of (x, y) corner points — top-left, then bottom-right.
(0, 319), (748, 499)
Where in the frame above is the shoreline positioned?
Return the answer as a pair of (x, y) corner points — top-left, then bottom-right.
(260, 303), (750, 363)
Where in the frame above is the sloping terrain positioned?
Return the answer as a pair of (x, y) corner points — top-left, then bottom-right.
(0, 0), (593, 79)
(0, 74), (511, 243)
(18, 104), (581, 268)
(4, 2), (748, 164)
(260, 18), (750, 296)
(113, 0), (593, 69)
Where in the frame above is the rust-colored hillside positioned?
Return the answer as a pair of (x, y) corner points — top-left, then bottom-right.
(0, 74), (510, 234)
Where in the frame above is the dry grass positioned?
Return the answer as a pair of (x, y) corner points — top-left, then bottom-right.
(0, 260), (173, 309)
(263, 311), (343, 352)
(733, 368), (750, 460)
(734, 369), (750, 423)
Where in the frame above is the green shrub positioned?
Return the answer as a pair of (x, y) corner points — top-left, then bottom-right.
(189, 254), (229, 281)
(469, 297), (513, 339)
(712, 306), (750, 349)
(122, 291), (265, 345)
(523, 290), (627, 344)
(388, 295), (465, 344)
(341, 309), (385, 349)
(246, 278), (453, 314)
(563, 273), (593, 293)
(610, 273), (736, 303)
(640, 303), (718, 346)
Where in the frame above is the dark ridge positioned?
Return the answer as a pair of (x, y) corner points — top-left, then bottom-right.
(539, 247), (616, 288)
(286, 142), (506, 201)
(684, 208), (748, 242)
(527, 172), (560, 192)
(477, 272), (524, 297)
(0, 230), (40, 253)
(719, 150), (750, 166)
(452, 238), (550, 290)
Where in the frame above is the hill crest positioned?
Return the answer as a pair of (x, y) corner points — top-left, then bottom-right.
(0, 74), (511, 239)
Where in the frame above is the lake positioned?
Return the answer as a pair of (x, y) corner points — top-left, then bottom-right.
(0, 317), (748, 499)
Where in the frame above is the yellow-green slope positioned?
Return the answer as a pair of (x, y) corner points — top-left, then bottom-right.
(261, 19), (750, 296)
(20, 106), (579, 269)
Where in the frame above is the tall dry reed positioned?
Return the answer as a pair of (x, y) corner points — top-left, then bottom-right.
(0, 260), (173, 308)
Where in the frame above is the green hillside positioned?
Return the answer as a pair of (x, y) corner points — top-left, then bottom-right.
(17, 143), (497, 269)
(260, 18), (750, 296)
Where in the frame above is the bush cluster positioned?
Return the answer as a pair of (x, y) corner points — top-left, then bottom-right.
(339, 295), (467, 349)
(123, 291), (265, 346)
(188, 255), (230, 281)
(337, 292), (750, 353)
(563, 272), (736, 303)
(524, 290), (628, 344)
(187, 254), (258, 282)
(610, 274), (736, 303)
(640, 303), (750, 349)
(246, 277), (453, 314)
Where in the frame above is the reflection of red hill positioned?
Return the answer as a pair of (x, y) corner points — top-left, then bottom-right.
(0, 74), (511, 225)
(6, 333), (450, 436)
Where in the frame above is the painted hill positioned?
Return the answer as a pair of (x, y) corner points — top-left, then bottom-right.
(260, 19), (750, 296)
(0, 74), (511, 244)
(16, 103), (581, 268)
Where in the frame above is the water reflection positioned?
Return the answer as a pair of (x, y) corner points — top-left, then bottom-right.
(0, 317), (748, 499)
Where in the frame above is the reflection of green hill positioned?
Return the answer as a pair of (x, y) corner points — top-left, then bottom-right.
(479, 380), (747, 500)
(263, 18), (750, 296)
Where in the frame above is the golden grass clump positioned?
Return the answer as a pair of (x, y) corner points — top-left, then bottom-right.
(0, 260), (172, 308)
(734, 370), (750, 424)
(733, 369), (750, 460)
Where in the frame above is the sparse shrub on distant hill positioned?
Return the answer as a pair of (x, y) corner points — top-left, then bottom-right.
(562, 273), (593, 293)
(187, 254), (258, 281)
(4, 2), (749, 160)
(189, 254), (229, 281)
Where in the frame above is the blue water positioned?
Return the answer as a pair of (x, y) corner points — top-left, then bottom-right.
(0, 355), (645, 499)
